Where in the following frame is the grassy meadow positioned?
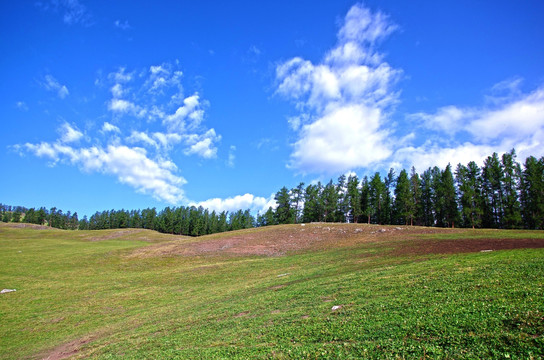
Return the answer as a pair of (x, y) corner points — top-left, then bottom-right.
(1, 222), (543, 359)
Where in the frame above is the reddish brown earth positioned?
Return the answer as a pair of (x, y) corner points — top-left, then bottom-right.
(390, 237), (544, 256)
(130, 223), (544, 258)
(38, 336), (95, 360)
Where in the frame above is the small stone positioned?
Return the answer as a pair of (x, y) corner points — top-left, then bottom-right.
(1, 289), (16, 294)
(331, 305), (343, 311)
(277, 273), (290, 277)
(379, 229), (386, 233)
(480, 250), (493, 253)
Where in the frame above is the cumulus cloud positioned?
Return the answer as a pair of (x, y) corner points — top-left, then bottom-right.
(276, 3), (400, 174)
(102, 122), (120, 133)
(402, 84), (544, 170)
(43, 74), (69, 99)
(22, 137), (186, 204)
(18, 61), (223, 205)
(195, 193), (276, 214)
(59, 122), (83, 143)
(183, 129), (221, 159)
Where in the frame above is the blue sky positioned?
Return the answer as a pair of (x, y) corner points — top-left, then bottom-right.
(1, 0), (544, 217)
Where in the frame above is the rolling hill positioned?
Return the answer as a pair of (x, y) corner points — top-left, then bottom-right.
(1, 222), (543, 359)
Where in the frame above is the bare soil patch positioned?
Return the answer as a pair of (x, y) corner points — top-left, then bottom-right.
(129, 223), (544, 259)
(391, 237), (544, 256)
(39, 335), (95, 360)
(131, 223), (397, 258)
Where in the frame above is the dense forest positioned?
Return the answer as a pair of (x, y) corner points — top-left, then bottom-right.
(2, 149), (543, 234)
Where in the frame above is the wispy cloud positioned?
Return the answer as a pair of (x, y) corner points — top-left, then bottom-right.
(275, 3), (400, 174)
(18, 61), (223, 205)
(227, 145), (236, 167)
(37, 0), (92, 26)
(114, 19), (131, 30)
(16, 101), (28, 111)
(43, 74), (69, 99)
(398, 82), (544, 171)
(59, 122), (83, 143)
(21, 140), (185, 203)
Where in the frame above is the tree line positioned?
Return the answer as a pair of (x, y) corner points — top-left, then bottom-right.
(2, 149), (543, 233)
(0, 204), (255, 236)
(261, 150), (544, 230)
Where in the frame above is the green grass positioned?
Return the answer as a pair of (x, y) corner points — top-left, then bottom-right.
(1, 224), (543, 359)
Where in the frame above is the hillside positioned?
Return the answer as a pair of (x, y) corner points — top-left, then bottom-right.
(1, 222), (544, 359)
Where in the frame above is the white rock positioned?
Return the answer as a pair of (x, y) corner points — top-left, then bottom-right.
(331, 305), (343, 311)
(1, 289), (16, 294)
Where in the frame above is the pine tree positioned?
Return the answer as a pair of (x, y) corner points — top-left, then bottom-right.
(369, 172), (386, 224)
(274, 186), (295, 224)
(409, 167), (421, 226)
(346, 174), (361, 223)
(501, 149), (522, 228)
(291, 182), (305, 224)
(420, 169), (434, 226)
(481, 153), (504, 228)
(520, 156), (544, 229)
(394, 169), (412, 225)
(455, 162), (483, 228)
(360, 176), (371, 224)
(442, 164), (459, 228)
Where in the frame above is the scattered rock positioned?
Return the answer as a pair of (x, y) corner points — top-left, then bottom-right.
(277, 273), (290, 277)
(354, 228), (363, 233)
(331, 305), (343, 311)
(1, 289), (16, 294)
(480, 249), (493, 252)
(395, 227), (403, 230)
(300, 224), (306, 227)
(379, 229), (387, 233)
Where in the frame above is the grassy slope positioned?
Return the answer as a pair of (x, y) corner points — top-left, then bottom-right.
(0, 223), (543, 359)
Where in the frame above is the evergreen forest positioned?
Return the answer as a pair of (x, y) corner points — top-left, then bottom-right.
(2, 149), (543, 234)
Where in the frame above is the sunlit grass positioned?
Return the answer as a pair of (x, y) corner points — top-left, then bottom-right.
(1, 223), (543, 359)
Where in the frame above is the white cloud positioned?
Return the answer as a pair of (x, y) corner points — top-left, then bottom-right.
(37, 0), (92, 26)
(109, 67), (133, 83)
(108, 99), (145, 117)
(163, 94), (203, 132)
(59, 122), (83, 143)
(110, 83), (124, 98)
(338, 4), (397, 45)
(409, 105), (469, 134)
(16, 101), (28, 111)
(19, 61), (223, 205)
(276, 3), (400, 174)
(227, 145), (236, 167)
(290, 104), (392, 173)
(43, 74), (69, 99)
(183, 129), (221, 159)
(195, 193), (276, 214)
(114, 19), (130, 30)
(403, 84), (544, 169)
(394, 143), (495, 173)
(469, 87), (544, 141)
(102, 122), (120, 133)
(23, 139), (186, 204)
